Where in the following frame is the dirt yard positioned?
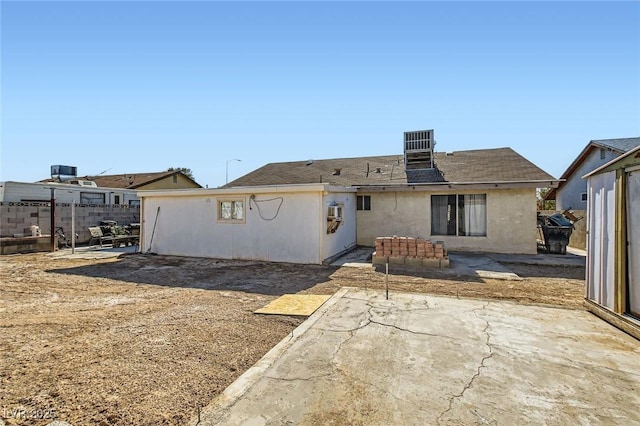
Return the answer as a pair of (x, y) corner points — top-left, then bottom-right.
(0, 252), (585, 425)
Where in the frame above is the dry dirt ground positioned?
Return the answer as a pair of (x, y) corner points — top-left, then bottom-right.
(0, 252), (585, 425)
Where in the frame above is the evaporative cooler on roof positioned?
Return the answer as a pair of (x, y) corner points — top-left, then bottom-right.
(404, 129), (434, 170)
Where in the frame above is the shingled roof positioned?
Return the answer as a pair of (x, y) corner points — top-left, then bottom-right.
(40, 170), (201, 189)
(544, 137), (640, 201)
(225, 147), (555, 188)
(592, 137), (640, 153)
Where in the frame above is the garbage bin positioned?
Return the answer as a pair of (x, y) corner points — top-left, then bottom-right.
(541, 225), (573, 255)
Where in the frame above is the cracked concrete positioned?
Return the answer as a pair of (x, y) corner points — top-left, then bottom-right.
(438, 303), (495, 424)
(193, 288), (640, 426)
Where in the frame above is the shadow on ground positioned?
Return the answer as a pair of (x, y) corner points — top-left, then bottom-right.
(47, 253), (340, 296)
(501, 262), (586, 280)
(373, 263), (486, 283)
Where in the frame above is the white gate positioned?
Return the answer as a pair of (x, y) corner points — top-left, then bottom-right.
(627, 169), (640, 318)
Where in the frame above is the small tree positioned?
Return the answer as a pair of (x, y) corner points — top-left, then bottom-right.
(167, 167), (195, 180)
(537, 188), (556, 211)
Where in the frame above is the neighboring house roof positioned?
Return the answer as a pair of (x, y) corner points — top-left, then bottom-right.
(225, 147), (555, 188)
(584, 145), (640, 178)
(544, 137), (640, 200)
(593, 137), (640, 153)
(40, 170), (202, 189)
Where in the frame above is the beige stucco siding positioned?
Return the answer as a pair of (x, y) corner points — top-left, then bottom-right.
(356, 192), (430, 245)
(138, 174), (200, 190)
(356, 188), (537, 254)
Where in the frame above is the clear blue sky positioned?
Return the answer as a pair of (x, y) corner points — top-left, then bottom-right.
(2, 1), (639, 188)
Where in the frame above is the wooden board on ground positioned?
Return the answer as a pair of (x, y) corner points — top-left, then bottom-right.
(255, 294), (332, 316)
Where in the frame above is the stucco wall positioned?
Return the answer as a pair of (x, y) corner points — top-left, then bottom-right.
(321, 192), (357, 260)
(137, 174), (200, 190)
(356, 192), (429, 245)
(356, 188), (537, 254)
(141, 191), (330, 264)
(556, 148), (620, 211)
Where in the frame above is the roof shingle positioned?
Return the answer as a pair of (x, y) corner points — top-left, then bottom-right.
(225, 147), (555, 188)
(39, 170), (201, 189)
(592, 137), (640, 153)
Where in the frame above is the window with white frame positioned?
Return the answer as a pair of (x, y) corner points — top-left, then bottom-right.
(218, 199), (245, 222)
(580, 192), (587, 202)
(431, 194), (487, 236)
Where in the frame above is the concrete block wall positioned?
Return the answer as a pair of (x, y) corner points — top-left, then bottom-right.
(372, 236), (449, 268)
(0, 236), (51, 255)
(1, 203), (140, 244)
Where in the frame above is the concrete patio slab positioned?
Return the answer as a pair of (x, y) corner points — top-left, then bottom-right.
(329, 246), (374, 268)
(446, 253), (522, 280)
(194, 288), (640, 426)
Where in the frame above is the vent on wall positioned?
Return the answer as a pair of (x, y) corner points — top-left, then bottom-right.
(404, 129), (434, 170)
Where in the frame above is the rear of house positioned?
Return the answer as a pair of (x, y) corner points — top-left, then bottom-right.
(138, 184), (356, 264)
(355, 187), (535, 254)
(226, 130), (558, 255)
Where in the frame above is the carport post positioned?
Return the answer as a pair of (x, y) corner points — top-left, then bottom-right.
(50, 188), (56, 252)
(71, 200), (75, 254)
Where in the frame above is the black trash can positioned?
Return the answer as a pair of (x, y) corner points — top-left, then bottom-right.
(541, 225), (573, 255)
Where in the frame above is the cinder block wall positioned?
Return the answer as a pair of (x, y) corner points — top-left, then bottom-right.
(1, 203), (140, 244)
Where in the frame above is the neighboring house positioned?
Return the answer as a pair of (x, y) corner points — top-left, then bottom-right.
(138, 184), (357, 264)
(41, 170), (202, 191)
(544, 137), (640, 210)
(0, 181), (140, 242)
(0, 181), (138, 205)
(584, 145), (640, 340)
(225, 130), (558, 255)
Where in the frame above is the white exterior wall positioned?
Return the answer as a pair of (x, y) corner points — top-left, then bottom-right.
(556, 148), (620, 211)
(321, 192), (357, 260)
(140, 186), (356, 264)
(586, 171), (617, 310)
(356, 188), (537, 254)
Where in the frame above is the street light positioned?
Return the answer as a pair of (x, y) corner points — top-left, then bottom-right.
(226, 159), (241, 184)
